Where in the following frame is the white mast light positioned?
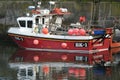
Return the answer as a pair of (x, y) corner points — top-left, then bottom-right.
(38, 2), (41, 5)
(49, 1), (55, 5)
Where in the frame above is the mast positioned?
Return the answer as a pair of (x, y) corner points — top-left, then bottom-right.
(32, 0), (40, 9)
(92, 0), (101, 25)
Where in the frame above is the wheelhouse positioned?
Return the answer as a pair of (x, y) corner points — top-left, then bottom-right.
(17, 14), (53, 29)
(17, 17), (33, 28)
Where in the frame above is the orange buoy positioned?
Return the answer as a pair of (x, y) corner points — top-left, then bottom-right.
(79, 16), (86, 22)
(73, 28), (79, 35)
(61, 43), (67, 48)
(79, 28), (86, 36)
(42, 65), (50, 75)
(33, 55), (39, 62)
(33, 39), (39, 45)
(68, 29), (73, 35)
(68, 68), (74, 74)
(61, 55), (67, 61)
(79, 68), (86, 77)
(42, 28), (49, 34)
(74, 69), (79, 77)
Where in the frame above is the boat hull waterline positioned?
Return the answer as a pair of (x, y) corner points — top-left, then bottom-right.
(8, 33), (110, 53)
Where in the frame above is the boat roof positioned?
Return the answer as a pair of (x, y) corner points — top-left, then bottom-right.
(17, 17), (33, 21)
(17, 14), (55, 21)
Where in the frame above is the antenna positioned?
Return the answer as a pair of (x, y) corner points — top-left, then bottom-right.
(92, 0), (101, 25)
(37, 1), (41, 9)
(49, 1), (56, 11)
(49, 1), (55, 5)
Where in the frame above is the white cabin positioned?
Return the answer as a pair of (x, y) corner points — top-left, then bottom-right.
(17, 11), (64, 34)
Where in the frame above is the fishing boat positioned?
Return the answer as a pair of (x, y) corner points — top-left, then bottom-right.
(8, 1), (113, 53)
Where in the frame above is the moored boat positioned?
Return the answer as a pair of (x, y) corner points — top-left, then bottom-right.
(8, 1), (113, 53)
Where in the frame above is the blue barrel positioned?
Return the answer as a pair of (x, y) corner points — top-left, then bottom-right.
(94, 30), (105, 35)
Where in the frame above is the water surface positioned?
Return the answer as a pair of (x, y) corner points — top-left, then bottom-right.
(0, 45), (120, 80)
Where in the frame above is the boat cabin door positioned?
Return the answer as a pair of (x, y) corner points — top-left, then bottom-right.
(35, 16), (51, 28)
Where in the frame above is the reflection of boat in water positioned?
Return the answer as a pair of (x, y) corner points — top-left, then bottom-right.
(9, 49), (90, 80)
(8, 49), (113, 80)
(111, 47), (120, 65)
(93, 66), (112, 80)
(7, 1), (119, 53)
(9, 49), (112, 66)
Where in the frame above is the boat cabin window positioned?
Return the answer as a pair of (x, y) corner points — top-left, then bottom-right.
(19, 20), (26, 27)
(36, 18), (39, 24)
(42, 18), (45, 24)
(28, 68), (33, 76)
(27, 20), (33, 28)
(35, 16), (45, 25)
(19, 20), (33, 28)
(19, 69), (26, 76)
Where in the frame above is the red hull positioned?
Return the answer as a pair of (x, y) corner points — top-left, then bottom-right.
(9, 49), (112, 65)
(8, 34), (110, 53)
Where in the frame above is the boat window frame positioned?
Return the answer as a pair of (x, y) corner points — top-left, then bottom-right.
(27, 20), (33, 28)
(35, 18), (39, 24)
(17, 17), (33, 28)
(19, 20), (26, 28)
(27, 67), (33, 76)
(35, 16), (48, 25)
(19, 68), (26, 76)
(42, 17), (45, 24)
